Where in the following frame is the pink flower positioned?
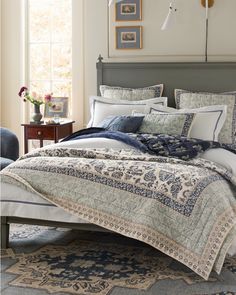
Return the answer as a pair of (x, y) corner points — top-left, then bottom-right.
(18, 86), (28, 97)
(31, 91), (37, 98)
(18, 86), (52, 106)
(44, 93), (52, 103)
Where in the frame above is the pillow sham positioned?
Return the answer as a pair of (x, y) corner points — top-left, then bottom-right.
(97, 115), (144, 133)
(88, 96), (167, 127)
(100, 84), (164, 100)
(137, 112), (195, 137)
(149, 104), (227, 141)
(175, 89), (236, 145)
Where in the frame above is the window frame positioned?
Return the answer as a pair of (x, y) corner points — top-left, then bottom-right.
(26, 0), (73, 114)
(25, 0), (84, 129)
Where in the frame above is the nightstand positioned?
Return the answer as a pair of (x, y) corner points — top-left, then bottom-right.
(22, 121), (75, 154)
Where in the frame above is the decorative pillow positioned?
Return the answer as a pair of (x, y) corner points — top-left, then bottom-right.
(137, 113), (195, 137)
(149, 104), (227, 141)
(100, 84), (164, 101)
(97, 116), (144, 133)
(88, 96), (168, 127)
(175, 89), (236, 145)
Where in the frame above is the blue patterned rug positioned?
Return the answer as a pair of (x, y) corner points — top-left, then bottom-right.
(1, 224), (236, 295)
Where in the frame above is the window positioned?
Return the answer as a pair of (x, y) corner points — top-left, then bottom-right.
(28, 0), (72, 110)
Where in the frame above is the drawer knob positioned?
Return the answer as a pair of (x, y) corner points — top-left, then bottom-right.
(37, 131), (42, 136)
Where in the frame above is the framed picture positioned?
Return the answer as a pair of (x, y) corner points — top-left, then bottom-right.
(115, 0), (142, 21)
(44, 97), (69, 118)
(116, 26), (142, 50)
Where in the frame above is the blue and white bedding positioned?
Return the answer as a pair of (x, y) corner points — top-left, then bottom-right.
(1, 129), (236, 261)
(61, 128), (236, 160)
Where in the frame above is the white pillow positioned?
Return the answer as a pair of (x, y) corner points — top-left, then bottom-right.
(88, 96), (168, 127)
(148, 104), (227, 141)
(175, 89), (236, 145)
(100, 84), (164, 100)
(200, 148), (236, 177)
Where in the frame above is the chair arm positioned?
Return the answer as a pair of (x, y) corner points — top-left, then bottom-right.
(0, 128), (19, 161)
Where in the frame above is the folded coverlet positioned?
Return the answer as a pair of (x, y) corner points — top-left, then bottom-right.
(1, 147), (236, 280)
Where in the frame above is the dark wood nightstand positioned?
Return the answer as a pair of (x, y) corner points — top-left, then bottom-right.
(22, 121), (75, 154)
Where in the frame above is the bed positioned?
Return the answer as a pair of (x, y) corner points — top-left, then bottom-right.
(1, 57), (236, 280)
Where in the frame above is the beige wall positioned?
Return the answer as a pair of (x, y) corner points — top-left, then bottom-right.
(0, 0), (2, 124)
(1, 0), (25, 155)
(109, 0), (236, 60)
(0, 1), (2, 125)
(1, 0), (236, 153)
(84, 0), (108, 125)
(84, 0), (236, 121)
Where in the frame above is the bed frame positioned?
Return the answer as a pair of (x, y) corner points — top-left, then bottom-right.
(96, 55), (236, 106)
(1, 56), (236, 249)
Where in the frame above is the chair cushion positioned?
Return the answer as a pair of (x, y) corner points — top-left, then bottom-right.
(0, 157), (14, 170)
(0, 127), (19, 160)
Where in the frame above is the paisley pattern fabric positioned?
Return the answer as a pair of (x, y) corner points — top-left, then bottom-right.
(128, 133), (232, 160)
(138, 113), (195, 136)
(62, 128), (234, 160)
(100, 84), (164, 100)
(175, 89), (236, 146)
(1, 147), (236, 280)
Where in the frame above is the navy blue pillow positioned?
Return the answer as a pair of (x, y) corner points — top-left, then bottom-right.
(98, 116), (144, 133)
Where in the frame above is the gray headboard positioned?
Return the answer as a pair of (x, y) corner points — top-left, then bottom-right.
(97, 56), (236, 107)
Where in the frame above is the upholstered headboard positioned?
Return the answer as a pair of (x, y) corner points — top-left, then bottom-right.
(97, 56), (236, 107)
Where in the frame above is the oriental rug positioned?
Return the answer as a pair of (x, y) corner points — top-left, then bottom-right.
(1, 224), (236, 295)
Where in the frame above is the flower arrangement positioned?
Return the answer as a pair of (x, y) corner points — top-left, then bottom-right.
(18, 86), (52, 106)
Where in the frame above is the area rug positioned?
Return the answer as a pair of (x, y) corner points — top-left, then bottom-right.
(1, 224), (236, 295)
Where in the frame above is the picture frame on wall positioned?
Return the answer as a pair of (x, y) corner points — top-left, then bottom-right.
(44, 97), (69, 118)
(116, 26), (142, 50)
(115, 0), (142, 21)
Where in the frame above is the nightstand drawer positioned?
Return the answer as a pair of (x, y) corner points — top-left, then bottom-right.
(22, 121), (75, 154)
(27, 127), (54, 140)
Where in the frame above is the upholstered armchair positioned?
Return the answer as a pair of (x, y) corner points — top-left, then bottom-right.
(0, 128), (19, 170)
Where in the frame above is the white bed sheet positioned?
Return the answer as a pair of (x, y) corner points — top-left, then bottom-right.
(48, 138), (136, 150)
(200, 148), (236, 177)
(1, 183), (86, 224)
(1, 137), (236, 255)
(1, 138), (133, 222)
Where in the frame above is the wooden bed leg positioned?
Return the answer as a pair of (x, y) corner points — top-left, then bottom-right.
(1, 217), (9, 249)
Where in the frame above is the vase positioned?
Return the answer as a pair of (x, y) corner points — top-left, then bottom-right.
(32, 104), (43, 124)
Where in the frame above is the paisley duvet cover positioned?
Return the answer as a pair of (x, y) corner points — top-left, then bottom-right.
(1, 144), (236, 280)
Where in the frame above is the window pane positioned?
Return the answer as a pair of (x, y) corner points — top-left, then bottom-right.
(30, 44), (51, 80)
(52, 81), (72, 98)
(30, 80), (51, 94)
(29, 0), (51, 42)
(52, 45), (72, 80)
(51, 0), (72, 43)
(28, 0), (72, 118)
(29, 0), (51, 6)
